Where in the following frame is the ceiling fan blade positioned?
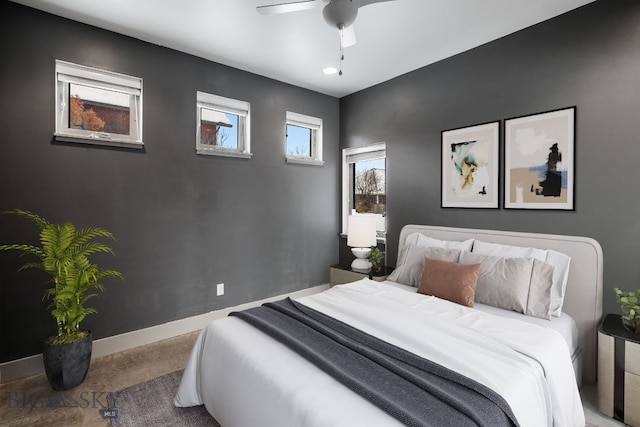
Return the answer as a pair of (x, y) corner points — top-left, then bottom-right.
(359, 0), (397, 7)
(341, 24), (357, 47)
(256, 0), (325, 15)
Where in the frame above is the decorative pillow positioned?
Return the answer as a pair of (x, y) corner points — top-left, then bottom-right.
(396, 233), (472, 268)
(471, 240), (547, 261)
(418, 257), (480, 307)
(471, 240), (569, 317)
(545, 249), (571, 317)
(388, 245), (461, 287)
(459, 251), (532, 314)
(526, 259), (555, 319)
(393, 236), (455, 276)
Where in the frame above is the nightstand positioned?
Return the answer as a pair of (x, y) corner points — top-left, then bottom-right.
(598, 313), (640, 426)
(329, 264), (394, 287)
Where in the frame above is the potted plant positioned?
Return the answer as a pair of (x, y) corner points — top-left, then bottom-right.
(613, 287), (640, 334)
(0, 209), (123, 390)
(368, 246), (384, 273)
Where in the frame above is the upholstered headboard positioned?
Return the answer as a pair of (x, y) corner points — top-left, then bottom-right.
(397, 224), (604, 384)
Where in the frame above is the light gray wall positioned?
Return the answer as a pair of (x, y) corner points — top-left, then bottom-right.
(339, 0), (640, 316)
(0, 2), (340, 362)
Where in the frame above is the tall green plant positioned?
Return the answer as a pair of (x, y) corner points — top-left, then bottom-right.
(0, 209), (123, 345)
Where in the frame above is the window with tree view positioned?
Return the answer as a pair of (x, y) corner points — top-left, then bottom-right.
(55, 60), (143, 147)
(200, 108), (239, 150)
(69, 84), (130, 135)
(196, 91), (250, 158)
(342, 143), (386, 239)
(354, 158), (386, 215)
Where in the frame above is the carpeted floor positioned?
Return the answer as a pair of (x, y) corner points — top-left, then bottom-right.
(109, 370), (218, 427)
(0, 332), (200, 427)
(1, 329), (625, 427)
(108, 369), (621, 427)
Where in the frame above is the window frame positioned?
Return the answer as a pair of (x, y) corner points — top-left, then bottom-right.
(285, 111), (324, 166)
(54, 60), (143, 149)
(196, 91), (251, 159)
(342, 142), (387, 239)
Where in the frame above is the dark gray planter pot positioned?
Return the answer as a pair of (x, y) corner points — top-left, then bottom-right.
(42, 332), (92, 391)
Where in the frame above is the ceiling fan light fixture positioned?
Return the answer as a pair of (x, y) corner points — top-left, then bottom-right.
(258, 0), (394, 53)
(322, 0), (359, 29)
(323, 66), (338, 75)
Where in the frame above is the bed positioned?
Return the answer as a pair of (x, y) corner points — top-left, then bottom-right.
(175, 224), (603, 427)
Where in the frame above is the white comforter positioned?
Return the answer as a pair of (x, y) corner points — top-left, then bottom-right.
(175, 279), (585, 427)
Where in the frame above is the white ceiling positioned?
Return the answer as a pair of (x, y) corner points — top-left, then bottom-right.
(11, 0), (596, 97)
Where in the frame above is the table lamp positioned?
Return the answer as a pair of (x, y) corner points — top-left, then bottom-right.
(347, 215), (377, 272)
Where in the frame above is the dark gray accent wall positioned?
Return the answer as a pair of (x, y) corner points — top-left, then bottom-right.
(340, 0), (640, 316)
(0, 2), (339, 362)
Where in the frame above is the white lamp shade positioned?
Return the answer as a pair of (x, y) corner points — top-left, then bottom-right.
(347, 215), (377, 248)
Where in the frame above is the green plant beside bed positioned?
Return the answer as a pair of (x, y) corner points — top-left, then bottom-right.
(368, 246), (384, 273)
(0, 209), (123, 345)
(614, 287), (640, 334)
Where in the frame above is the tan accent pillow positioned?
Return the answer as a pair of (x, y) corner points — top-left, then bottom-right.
(388, 245), (461, 287)
(417, 257), (480, 307)
(460, 251), (533, 314)
(526, 259), (555, 319)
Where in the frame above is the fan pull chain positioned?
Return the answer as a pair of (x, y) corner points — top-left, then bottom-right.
(338, 29), (343, 75)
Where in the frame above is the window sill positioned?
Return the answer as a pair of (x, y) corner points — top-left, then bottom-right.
(285, 157), (324, 166)
(196, 148), (252, 159)
(339, 233), (387, 245)
(54, 133), (144, 149)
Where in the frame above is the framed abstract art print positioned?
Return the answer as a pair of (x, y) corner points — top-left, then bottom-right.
(441, 121), (499, 208)
(504, 107), (575, 210)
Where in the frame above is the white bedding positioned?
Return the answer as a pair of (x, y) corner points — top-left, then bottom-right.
(384, 280), (580, 357)
(175, 279), (585, 427)
(474, 298), (579, 355)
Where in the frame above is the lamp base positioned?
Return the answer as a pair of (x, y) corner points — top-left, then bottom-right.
(351, 247), (372, 273)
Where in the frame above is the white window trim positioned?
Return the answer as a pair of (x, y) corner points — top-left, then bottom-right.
(342, 142), (387, 236)
(285, 111), (324, 166)
(196, 91), (251, 159)
(54, 60), (143, 149)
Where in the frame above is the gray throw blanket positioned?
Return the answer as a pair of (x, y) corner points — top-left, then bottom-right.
(230, 298), (518, 427)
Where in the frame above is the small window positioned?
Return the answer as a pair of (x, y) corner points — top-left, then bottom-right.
(55, 60), (143, 148)
(196, 91), (251, 158)
(285, 111), (323, 165)
(342, 143), (386, 240)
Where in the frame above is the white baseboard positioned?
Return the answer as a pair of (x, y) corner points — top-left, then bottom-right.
(0, 284), (329, 384)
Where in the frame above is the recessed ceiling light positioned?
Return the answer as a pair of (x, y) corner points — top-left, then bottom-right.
(323, 67), (338, 75)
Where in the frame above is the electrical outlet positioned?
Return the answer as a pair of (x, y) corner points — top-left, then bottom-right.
(216, 283), (224, 296)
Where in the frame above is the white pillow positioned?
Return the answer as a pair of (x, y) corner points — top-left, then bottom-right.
(471, 240), (548, 261)
(403, 232), (423, 246)
(396, 233), (472, 267)
(416, 234), (475, 251)
(545, 249), (571, 317)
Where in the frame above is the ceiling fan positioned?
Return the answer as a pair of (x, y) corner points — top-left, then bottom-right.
(256, 0), (397, 48)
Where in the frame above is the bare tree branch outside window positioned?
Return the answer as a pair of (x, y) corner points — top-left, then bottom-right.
(355, 168), (385, 214)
